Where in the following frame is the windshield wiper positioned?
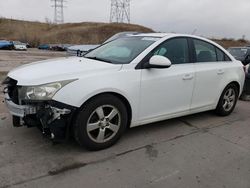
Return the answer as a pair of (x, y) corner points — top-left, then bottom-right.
(85, 56), (113, 64)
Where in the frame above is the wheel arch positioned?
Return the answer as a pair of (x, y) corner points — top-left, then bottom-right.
(216, 81), (241, 107)
(229, 81), (240, 95)
(78, 92), (132, 128)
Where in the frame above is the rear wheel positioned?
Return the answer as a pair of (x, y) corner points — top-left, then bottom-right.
(215, 84), (239, 116)
(74, 94), (128, 150)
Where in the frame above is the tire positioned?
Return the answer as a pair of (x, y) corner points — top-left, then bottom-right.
(215, 84), (239, 116)
(74, 94), (128, 151)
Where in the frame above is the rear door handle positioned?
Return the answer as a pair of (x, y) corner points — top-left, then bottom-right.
(217, 69), (225, 75)
(183, 74), (194, 80)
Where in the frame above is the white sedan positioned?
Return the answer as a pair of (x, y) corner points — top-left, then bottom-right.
(3, 33), (245, 150)
(13, 41), (27, 51)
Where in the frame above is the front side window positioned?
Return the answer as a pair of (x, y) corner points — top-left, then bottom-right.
(152, 38), (190, 64)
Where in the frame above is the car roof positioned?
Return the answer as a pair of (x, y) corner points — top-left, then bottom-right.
(228, 47), (250, 49)
(133, 33), (172, 38)
(131, 33), (214, 41)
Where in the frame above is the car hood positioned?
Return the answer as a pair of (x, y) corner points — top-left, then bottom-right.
(8, 57), (122, 86)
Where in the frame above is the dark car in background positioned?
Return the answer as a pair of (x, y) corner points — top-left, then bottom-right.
(243, 65), (250, 95)
(38, 44), (50, 50)
(228, 47), (250, 65)
(228, 47), (250, 98)
(0, 40), (14, 50)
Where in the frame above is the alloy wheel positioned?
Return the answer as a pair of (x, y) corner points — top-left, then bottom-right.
(222, 88), (236, 112)
(86, 105), (121, 143)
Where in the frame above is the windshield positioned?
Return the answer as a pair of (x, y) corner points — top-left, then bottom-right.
(228, 48), (248, 58)
(84, 36), (160, 64)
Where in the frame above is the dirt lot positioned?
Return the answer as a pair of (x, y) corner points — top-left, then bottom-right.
(0, 49), (66, 80)
(0, 50), (250, 188)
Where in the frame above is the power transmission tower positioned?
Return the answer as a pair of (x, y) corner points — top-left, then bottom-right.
(110, 0), (130, 23)
(51, 0), (66, 24)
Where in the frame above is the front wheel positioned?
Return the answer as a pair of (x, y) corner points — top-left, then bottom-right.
(74, 94), (128, 150)
(215, 84), (239, 116)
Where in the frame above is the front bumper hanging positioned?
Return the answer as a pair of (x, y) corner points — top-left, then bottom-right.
(4, 92), (37, 117)
(3, 87), (76, 141)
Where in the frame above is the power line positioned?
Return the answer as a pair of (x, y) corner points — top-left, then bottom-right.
(110, 0), (131, 24)
(51, 0), (66, 24)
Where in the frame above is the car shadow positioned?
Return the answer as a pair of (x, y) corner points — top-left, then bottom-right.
(62, 110), (218, 151)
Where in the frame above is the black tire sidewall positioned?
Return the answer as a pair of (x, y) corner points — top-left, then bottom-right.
(74, 94), (128, 150)
(216, 84), (239, 116)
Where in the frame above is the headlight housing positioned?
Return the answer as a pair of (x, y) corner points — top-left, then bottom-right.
(19, 80), (76, 101)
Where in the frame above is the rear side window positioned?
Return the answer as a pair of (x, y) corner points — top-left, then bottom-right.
(194, 39), (231, 62)
(194, 39), (217, 62)
(153, 38), (190, 64)
(216, 48), (231, 61)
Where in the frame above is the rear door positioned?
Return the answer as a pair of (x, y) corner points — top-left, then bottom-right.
(139, 37), (195, 122)
(190, 38), (233, 110)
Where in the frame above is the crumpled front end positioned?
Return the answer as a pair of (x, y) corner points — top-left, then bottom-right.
(3, 77), (76, 141)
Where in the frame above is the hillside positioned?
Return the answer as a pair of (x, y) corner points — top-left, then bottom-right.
(0, 18), (154, 46)
(212, 38), (249, 49)
(0, 18), (249, 48)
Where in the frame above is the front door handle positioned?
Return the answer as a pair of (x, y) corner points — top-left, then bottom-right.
(183, 74), (194, 80)
(217, 69), (225, 75)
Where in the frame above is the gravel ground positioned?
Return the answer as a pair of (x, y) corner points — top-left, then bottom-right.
(0, 48), (66, 81)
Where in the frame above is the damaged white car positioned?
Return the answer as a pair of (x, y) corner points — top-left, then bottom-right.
(3, 33), (245, 150)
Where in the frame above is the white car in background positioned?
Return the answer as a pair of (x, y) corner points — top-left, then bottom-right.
(13, 41), (27, 51)
(3, 33), (245, 150)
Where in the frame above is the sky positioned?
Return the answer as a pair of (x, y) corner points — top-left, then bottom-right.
(0, 0), (250, 39)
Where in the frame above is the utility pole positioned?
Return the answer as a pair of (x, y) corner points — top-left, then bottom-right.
(110, 0), (130, 24)
(51, 0), (66, 24)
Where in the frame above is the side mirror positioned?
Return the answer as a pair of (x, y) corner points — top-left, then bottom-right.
(145, 55), (172, 69)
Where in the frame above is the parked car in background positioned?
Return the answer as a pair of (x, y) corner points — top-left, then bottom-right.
(67, 32), (139, 56)
(13, 41), (27, 51)
(0, 40), (14, 50)
(38, 44), (73, 51)
(26, 43), (31, 48)
(51, 44), (71, 51)
(242, 64), (250, 95)
(38, 44), (50, 50)
(228, 47), (250, 97)
(3, 33), (245, 150)
(227, 47), (250, 65)
(50, 44), (62, 51)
